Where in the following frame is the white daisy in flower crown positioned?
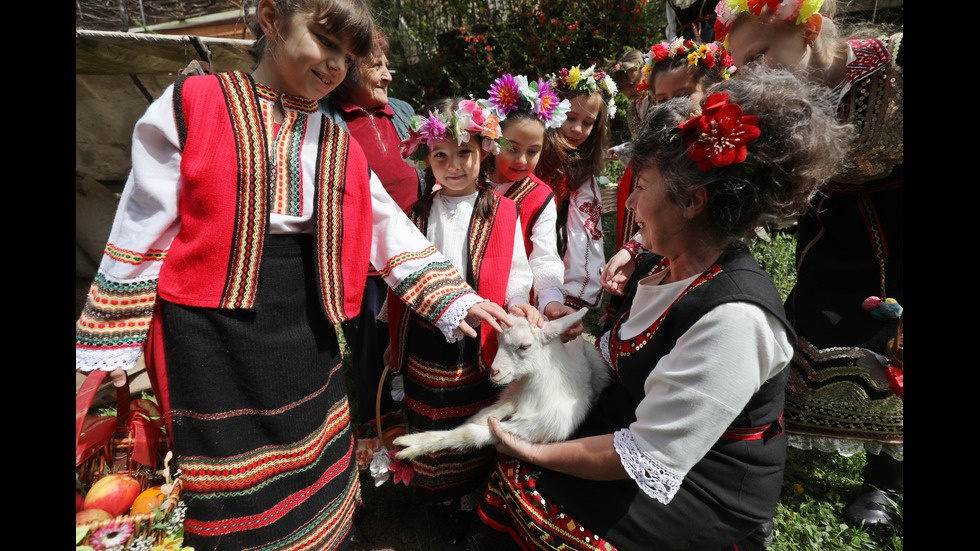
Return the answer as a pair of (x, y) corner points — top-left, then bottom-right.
(549, 63), (620, 119)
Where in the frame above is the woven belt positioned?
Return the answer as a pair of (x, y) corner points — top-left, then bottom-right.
(721, 412), (784, 442)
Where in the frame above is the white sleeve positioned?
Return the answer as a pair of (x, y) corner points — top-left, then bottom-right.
(562, 178), (605, 309)
(526, 198), (565, 310)
(613, 302), (794, 504)
(76, 85), (182, 372)
(368, 178), (482, 342)
(505, 220), (533, 309)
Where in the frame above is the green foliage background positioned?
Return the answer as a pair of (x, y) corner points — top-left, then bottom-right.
(368, 0), (665, 111)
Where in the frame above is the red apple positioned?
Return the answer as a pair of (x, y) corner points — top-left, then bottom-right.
(83, 474), (141, 517)
(76, 491), (85, 512)
(76, 508), (113, 525)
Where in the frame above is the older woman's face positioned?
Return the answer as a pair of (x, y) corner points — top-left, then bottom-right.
(348, 54), (392, 111)
(625, 166), (687, 255)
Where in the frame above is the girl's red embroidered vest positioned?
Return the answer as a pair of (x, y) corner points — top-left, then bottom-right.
(158, 71), (372, 322)
(502, 174), (556, 256)
(388, 190), (519, 372)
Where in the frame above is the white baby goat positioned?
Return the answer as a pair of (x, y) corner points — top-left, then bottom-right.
(393, 308), (611, 460)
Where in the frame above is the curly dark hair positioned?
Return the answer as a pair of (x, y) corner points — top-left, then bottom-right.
(631, 66), (853, 241)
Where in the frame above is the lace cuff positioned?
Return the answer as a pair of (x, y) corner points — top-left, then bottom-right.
(599, 331), (614, 369)
(614, 428), (684, 505)
(436, 293), (483, 342)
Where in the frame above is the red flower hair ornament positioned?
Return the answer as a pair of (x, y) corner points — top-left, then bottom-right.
(679, 93), (761, 171)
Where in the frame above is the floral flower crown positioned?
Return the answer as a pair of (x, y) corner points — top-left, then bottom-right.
(714, 0), (824, 45)
(478, 74), (572, 130)
(400, 100), (511, 171)
(549, 64), (620, 119)
(679, 92), (761, 172)
(638, 39), (736, 93)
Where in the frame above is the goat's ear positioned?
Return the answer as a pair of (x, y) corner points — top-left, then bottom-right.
(541, 308), (589, 341)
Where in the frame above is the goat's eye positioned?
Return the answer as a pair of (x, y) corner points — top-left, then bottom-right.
(518, 343), (531, 352)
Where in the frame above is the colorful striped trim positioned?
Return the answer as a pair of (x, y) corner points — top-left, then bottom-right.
(405, 355), (489, 389)
(262, 466), (360, 550)
(393, 259), (473, 323)
(103, 243), (167, 265)
(179, 398), (351, 498)
(270, 109), (307, 218)
(184, 437), (358, 538)
(404, 393), (498, 420)
(504, 176), (539, 204)
(314, 118), (351, 322)
(608, 260), (720, 375)
(412, 447), (496, 493)
(480, 457), (615, 551)
(75, 273), (157, 350)
(377, 245), (440, 279)
(468, 192), (499, 287)
(217, 71), (269, 310)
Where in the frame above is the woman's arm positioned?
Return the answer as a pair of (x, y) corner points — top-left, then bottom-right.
(489, 417), (627, 481)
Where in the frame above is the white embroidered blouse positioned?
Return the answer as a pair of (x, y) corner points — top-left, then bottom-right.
(427, 191), (533, 310)
(562, 177), (606, 308)
(602, 268), (794, 504)
(76, 83), (484, 372)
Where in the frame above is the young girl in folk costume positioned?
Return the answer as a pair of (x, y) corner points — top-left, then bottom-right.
(609, 49), (649, 143)
(611, 39), (734, 256)
(73, 1), (511, 548)
(535, 64), (617, 310)
(389, 98), (538, 534)
(480, 74), (577, 321)
(601, 40), (734, 329)
(720, 0), (903, 528)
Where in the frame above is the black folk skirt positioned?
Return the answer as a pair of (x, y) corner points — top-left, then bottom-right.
(160, 235), (360, 551)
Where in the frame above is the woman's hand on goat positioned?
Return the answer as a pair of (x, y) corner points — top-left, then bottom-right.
(490, 417), (629, 480)
(460, 301), (513, 338)
(489, 416), (541, 463)
(601, 249), (636, 296)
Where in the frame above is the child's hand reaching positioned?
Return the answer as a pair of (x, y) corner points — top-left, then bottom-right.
(600, 249), (636, 296)
(509, 303), (546, 327)
(460, 301), (513, 338)
(542, 302), (584, 342)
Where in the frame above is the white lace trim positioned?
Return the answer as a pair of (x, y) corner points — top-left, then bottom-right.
(599, 331), (613, 368)
(787, 433), (904, 461)
(614, 428), (684, 505)
(75, 346), (144, 372)
(436, 293), (483, 342)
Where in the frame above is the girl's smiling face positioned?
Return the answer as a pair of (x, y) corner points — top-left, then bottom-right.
(492, 118), (546, 184)
(254, 2), (354, 100)
(427, 137), (487, 196)
(560, 94), (604, 148)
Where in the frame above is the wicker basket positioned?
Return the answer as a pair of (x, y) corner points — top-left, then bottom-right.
(76, 369), (180, 547)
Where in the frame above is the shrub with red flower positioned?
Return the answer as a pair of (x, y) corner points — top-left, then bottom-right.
(679, 93), (761, 171)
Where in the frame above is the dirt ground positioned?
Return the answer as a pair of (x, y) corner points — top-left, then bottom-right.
(349, 470), (457, 551)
